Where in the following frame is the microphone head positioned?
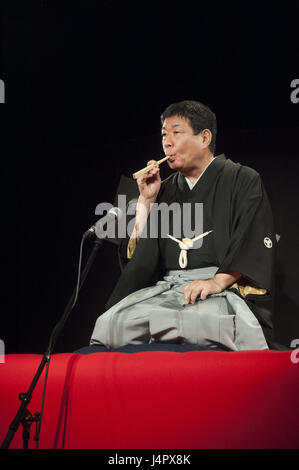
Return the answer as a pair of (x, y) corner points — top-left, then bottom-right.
(85, 206), (124, 240)
(108, 206), (123, 220)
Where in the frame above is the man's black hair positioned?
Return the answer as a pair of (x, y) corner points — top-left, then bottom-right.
(161, 100), (217, 154)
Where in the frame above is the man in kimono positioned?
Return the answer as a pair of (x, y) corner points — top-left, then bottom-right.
(90, 100), (277, 350)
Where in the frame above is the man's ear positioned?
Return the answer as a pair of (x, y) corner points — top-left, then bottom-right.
(201, 129), (212, 148)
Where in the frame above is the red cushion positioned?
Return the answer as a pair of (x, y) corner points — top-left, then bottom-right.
(1, 351), (298, 449)
(63, 350), (299, 449)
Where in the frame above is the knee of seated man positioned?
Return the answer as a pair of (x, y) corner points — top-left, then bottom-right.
(189, 295), (230, 317)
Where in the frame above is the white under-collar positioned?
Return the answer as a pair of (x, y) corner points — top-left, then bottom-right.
(185, 157), (215, 189)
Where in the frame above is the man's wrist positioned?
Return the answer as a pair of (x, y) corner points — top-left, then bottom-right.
(138, 195), (156, 206)
(213, 271), (242, 291)
(134, 196), (156, 239)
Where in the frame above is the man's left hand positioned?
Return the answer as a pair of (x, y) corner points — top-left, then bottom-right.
(184, 279), (223, 304)
(184, 271), (242, 304)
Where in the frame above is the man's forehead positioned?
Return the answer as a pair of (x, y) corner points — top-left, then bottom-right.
(162, 115), (190, 130)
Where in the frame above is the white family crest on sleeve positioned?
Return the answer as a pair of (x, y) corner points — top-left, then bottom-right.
(264, 237), (273, 248)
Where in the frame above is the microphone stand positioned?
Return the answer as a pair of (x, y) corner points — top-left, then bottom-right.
(1, 235), (103, 449)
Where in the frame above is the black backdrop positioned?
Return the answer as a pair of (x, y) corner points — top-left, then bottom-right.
(1, 0), (299, 354)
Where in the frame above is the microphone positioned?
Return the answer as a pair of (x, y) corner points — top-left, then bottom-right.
(84, 206), (123, 239)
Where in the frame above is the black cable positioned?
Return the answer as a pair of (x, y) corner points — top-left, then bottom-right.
(47, 234), (86, 355)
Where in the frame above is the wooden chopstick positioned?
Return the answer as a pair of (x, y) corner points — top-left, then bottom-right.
(132, 156), (169, 180)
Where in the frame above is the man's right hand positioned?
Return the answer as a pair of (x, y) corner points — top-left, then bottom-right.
(136, 160), (161, 201)
(132, 160), (162, 240)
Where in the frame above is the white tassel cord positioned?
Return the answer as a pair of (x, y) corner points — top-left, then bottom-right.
(167, 231), (213, 268)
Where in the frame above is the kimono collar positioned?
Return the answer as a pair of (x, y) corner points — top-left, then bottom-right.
(177, 153), (227, 194)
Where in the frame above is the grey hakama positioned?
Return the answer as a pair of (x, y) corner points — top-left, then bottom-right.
(90, 267), (268, 351)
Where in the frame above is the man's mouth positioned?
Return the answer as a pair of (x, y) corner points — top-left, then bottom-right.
(167, 155), (176, 163)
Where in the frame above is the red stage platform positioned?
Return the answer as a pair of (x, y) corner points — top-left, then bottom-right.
(1, 350), (298, 449)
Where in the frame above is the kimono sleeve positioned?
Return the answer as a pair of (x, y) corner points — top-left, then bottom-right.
(216, 166), (276, 294)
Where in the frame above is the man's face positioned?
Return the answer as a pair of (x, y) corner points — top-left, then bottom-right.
(161, 115), (208, 175)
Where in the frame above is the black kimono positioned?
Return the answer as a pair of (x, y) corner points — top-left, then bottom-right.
(106, 154), (278, 348)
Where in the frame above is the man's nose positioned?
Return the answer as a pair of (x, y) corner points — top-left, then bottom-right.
(163, 135), (173, 147)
